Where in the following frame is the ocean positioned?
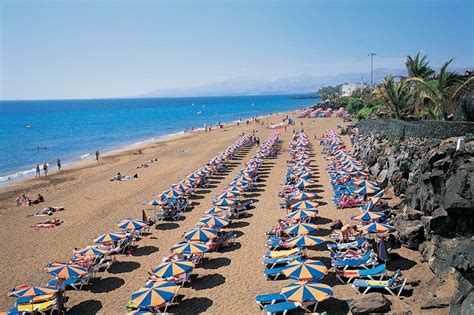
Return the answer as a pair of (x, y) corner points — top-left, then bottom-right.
(0, 95), (318, 184)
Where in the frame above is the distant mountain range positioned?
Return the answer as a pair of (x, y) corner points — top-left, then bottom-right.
(139, 67), (471, 98)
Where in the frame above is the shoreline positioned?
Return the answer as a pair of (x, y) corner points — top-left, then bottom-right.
(0, 108), (306, 188)
(0, 109), (303, 191)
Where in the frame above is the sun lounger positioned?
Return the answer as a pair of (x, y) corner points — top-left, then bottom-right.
(255, 292), (286, 308)
(16, 297), (59, 314)
(327, 237), (366, 253)
(336, 263), (386, 283)
(264, 248), (300, 259)
(352, 269), (406, 296)
(264, 301), (308, 315)
(263, 266), (288, 280)
(48, 273), (92, 290)
(263, 253), (302, 268)
(331, 250), (377, 270)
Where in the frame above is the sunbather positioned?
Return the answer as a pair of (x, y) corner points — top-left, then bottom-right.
(110, 172), (138, 181)
(31, 206), (65, 217)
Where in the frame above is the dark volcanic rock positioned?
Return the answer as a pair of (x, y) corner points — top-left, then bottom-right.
(394, 219), (424, 250)
(349, 293), (391, 314)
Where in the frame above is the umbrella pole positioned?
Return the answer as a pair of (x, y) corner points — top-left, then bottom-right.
(313, 301), (319, 312)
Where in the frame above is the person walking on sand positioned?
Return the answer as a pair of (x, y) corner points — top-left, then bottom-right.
(95, 150), (100, 162)
(35, 164), (41, 177)
(57, 159), (61, 171)
(43, 162), (48, 176)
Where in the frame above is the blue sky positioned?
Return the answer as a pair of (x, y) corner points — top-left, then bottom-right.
(1, 0), (473, 100)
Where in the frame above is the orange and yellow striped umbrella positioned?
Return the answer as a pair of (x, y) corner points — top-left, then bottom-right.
(285, 235), (325, 248)
(8, 285), (58, 298)
(282, 259), (328, 281)
(291, 201), (319, 211)
(171, 241), (209, 255)
(130, 281), (179, 308)
(281, 281), (333, 303)
(45, 263), (88, 279)
(358, 222), (396, 234)
(283, 223), (318, 235)
(93, 232), (127, 244)
(152, 260), (194, 278)
(183, 228), (218, 242)
(204, 207), (228, 215)
(199, 215), (230, 228)
(287, 209), (318, 220)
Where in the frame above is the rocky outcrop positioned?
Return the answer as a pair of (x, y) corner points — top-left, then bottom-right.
(353, 131), (474, 313)
(349, 293), (391, 314)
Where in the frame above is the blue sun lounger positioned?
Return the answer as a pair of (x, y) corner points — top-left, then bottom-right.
(336, 263), (386, 283)
(332, 250), (377, 270)
(264, 301), (304, 314)
(255, 292), (286, 308)
(263, 266), (288, 280)
(263, 253), (302, 268)
(327, 237), (367, 253)
(352, 269), (407, 296)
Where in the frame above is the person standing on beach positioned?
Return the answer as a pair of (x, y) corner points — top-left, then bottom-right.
(95, 150), (100, 162)
(43, 162), (48, 176)
(35, 164), (41, 177)
(57, 159), (61, 171)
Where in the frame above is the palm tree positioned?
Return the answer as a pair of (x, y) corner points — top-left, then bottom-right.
(405, 52), (435, 80)
(408, 59), (474, 120)
(373, 76), (415, 119)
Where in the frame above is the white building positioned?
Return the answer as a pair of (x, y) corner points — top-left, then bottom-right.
(341, 83), (363, 96)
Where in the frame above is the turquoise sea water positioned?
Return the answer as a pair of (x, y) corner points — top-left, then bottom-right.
(0, 95), (318, 183)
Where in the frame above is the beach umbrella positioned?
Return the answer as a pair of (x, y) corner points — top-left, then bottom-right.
(350, 170), (368, 177)
(358, 222), (396, 234)
(280, 281), (333, 304)
(152, 260), (194, 278)
(377, 237), (389, 261)
(285, 235), (326, 248)
(144, 200), (160, 207)
(295, 179), (312, 190)
(93, 232), (127, 244)
(289, 191), (317, 201)
(282, 259), (328, 281)
(353, 179), (379, 188)
(171, 183), (192, 192)
(355, 186), (380, 196)
(75, 246), (109, 257)
(287, 209), (319, 220)
(8, 285), (58, 298)
(204, 207), (229, 215)
(351, 211), (384, 223)
(284, 223), (318, 235)
(226, 185), (245, 193)
(117, 218), (147, 231)
(291, 201), (319, 211)
(216, 191), (239, 200)
(199, 215), (230, 228)
(45, 263), (88, 279)
(171, 241), (209, 255)
(161, 189), (182, 199)
(370, 190), (384, 204)
(183, 227), (218, 242)
(181, 178), (195, 185)
(213, 198), (237, 207)
(130, 281), (179, 309)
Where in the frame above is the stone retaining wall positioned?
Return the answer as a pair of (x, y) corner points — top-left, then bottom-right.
(358, 118), (474, 139)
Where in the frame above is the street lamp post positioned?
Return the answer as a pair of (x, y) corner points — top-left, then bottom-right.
(368, 53), (376, 86)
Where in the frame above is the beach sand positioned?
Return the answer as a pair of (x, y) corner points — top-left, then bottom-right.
(0, 113), (451, 314)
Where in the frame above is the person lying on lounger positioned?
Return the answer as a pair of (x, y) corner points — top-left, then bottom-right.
(31, 206), (65, 216)
(110, 172), (138, 181)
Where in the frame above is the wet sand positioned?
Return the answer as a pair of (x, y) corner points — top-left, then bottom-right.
(0, 113), (448, 314)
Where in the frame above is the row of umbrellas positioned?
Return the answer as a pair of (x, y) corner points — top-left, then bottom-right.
(7, 133), (257, 312)
(322, 130), (395, 261)
(126, 132), (281, 312)
(258, 131), (333, 311)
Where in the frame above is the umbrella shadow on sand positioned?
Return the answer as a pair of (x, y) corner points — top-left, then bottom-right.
(171, 297), (213, 313)
(108, 261), (141, 274)
(132, 245), (159, 257)
(190, 273), (225, 290)
(155, 222), (180, 230)
(86, 277), (125, 293)
(68, 299), (103, 314)
(198, 257), (231, 270)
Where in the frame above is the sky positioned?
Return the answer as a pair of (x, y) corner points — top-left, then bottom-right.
(0, 0), (473, 100)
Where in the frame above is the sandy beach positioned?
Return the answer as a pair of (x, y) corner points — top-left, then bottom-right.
(0, 112), (449, 314)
